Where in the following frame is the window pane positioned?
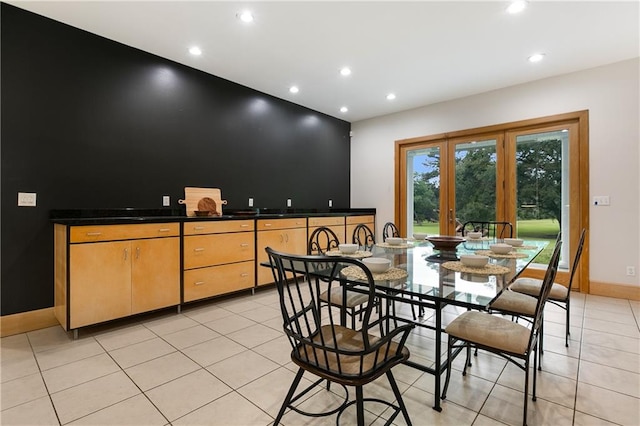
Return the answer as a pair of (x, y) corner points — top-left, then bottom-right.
(407, 146), (441, 236)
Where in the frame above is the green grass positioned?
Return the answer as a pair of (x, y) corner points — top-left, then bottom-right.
(412, 218), (559, 264)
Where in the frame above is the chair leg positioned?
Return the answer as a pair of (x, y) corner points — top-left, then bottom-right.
(442, 336), (454, 399)
(565, 302), (570, 347)
(523, 357), (530, 426)
(274, 368), (305, 425)
(387, 370), (412, 426)
(355, 385), (365, 426)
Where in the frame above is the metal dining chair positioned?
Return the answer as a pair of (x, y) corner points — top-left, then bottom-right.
(442, 239), (562, 426)
(308, 226), (370, 328)
(266, 247), (414, 426)
(352, 223), (376, 250)
(382, 222), (400, 242)
(508, 228), (587, 347)
(460, 221), (513, 240)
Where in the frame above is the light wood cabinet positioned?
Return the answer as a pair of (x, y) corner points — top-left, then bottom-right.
(183, 220), (255, 302)
(256, 218), (307, 285)
(56, 223), (180, 332)
(308, 216), (346, 244)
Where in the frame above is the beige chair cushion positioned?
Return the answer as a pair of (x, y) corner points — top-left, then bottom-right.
(295, 325), (408, 376)
(320, 287), (369, 308)
(445, 311), (531, 355)
(489, 290), (537, 316)
(510, 278), (568, 301)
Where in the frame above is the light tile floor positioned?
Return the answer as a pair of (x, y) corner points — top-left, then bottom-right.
(2, 289), (639, 425)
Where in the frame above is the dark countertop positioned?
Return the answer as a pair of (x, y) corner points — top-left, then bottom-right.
(50, 208), (376, 225)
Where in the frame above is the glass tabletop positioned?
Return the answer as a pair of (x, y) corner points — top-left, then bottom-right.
(346, 239), (548, 310)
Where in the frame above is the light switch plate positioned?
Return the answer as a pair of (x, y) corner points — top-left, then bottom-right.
(18, 192), (37, 207)
(162, 195), (170, 206)
(248, 198), (254, 207)
(593, 195), (610, 206)
(287, 199), (292, 207)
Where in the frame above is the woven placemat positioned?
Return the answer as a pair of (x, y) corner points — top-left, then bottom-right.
(341, 266), (408, 281)
(442, 261), (510, 275)
(325, 250), (373, 259)
(474, 250), (528, 259)
(513, 245), (538, 250)
(376, 242), (412, 249)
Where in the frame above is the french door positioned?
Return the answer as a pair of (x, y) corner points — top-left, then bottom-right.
(395, 111), (588, 290)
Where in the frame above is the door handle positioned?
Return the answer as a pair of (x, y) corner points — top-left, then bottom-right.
(135, 247), (140, 259)
(123, 248), (128, 261)
(449, 209), (453, 223)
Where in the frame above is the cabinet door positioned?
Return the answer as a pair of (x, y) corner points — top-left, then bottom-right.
(131, 237), (180, 314)
(70, 241), (131, 328)
(257, 229), (290, 285)
(284, 227), (309, 255)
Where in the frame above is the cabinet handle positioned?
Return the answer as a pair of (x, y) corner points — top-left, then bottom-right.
(135, 247), (140, 259)
(264, 223), (272, 227)
(194, 226), (205, 231)
(241, 273), (249, 277)
(158, 228), (170, 232)
(194, 281), (205, 286)
(123, 248), (128, 260)
(240, 243), (249, 247)
(194, 248), (205, 252)
(280, 234), (284, 243)
(240, 224), (249, 228)
(86, 232), (102, 236)
(285, 234), (289, 242)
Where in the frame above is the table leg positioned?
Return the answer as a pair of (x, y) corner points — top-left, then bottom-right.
(433, 300), (442, 412)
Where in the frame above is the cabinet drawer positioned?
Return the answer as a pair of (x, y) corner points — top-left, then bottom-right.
(184, 220), (254, 235)
(308, 216), (345, 227)
(70, 223), (179, 243)
(184, 261), (255, 302)
(346, 215), (375, 225)
(184, 233), (254, 269)
(256, 218), (306, 231)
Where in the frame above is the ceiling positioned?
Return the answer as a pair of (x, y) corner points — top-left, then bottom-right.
(8, 1), (640, 122)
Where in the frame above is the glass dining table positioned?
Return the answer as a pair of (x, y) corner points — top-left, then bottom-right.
(262, 238), (548, 411)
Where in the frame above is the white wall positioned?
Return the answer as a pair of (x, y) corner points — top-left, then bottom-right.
(351, 58), (639, 287)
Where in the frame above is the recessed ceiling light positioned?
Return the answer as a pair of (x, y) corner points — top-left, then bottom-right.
(528, 53), (545, 63)
(237, 10), (254, 23)
(188, 46), (202, 56)
(507, 0), (527, 14)
(289, 86), (299, 94)
(386, 93), (396, 101)
(340, 67), (352, 77)
(340, 106), (348, 113)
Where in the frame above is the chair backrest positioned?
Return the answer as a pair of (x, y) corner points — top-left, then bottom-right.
(308, 226), (340, 255)
(461, 221), (513, 240)
(382, 222), (400, 242)
(352, 223), (375, 249)
(265, 247), (411, 379)
(566, 228), (587, 291)
(529, 239), (563, 347)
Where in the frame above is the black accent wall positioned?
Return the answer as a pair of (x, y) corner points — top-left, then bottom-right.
(1, 4), (351, 316)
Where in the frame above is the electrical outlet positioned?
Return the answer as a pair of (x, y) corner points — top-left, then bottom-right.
(627, 266), (636, 276)
(593, 195), (610, 206)
(248, 198), (253, 207)
(162, 195), (170, 206)
(287, 199), (292, 207)
(328, 199), (333, 207)
(18, 192), (37, 207)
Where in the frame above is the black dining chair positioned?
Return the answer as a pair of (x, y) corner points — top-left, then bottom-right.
(442, 239), (562, 426)
(509, 228), (587, 347)
(352, 223), (376, 250)
(308, 226), (369, 328)
(266, 247), (414, 426)
(460, 221), (513, 240)
(382, 222), (400, 242)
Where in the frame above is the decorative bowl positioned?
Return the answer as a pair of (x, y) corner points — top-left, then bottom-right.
(504, 238), (524, 247)
(386, 237), (403, 245)
(426, 235), (465, 252)
(490, 243), (512, 254)
(362, 257), (391, 273)
(339, 243), (358, 254)
(460, 255), (489, 268)
(467, 231), (482, 240)
(413, 233), (428, 240)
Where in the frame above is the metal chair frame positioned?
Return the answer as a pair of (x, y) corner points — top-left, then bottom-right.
(382, 222), (400, 242)
(266, 247), (414, 426)
(352, 223), (376, 250)
(442, 239), (562, 426)
(460, 221), (513, 240)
